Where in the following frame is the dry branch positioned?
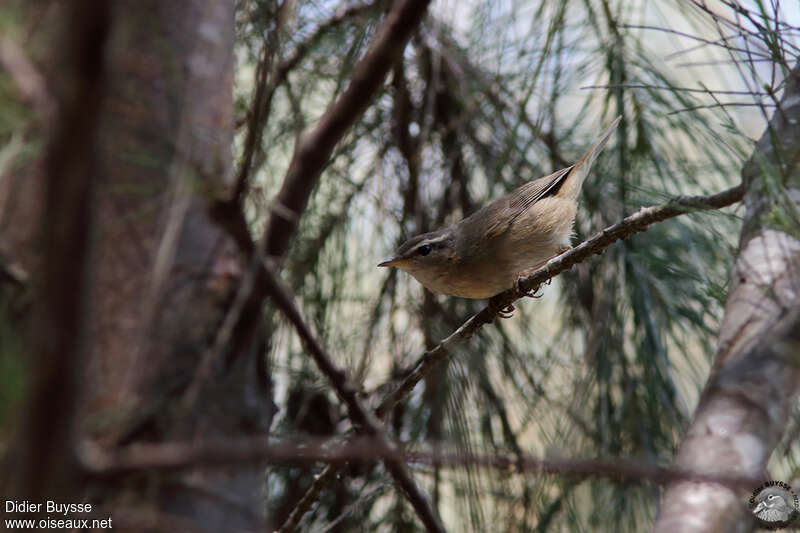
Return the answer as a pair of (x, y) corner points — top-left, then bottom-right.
(263, 0), (433, 264)
(81, 435), (761, 491)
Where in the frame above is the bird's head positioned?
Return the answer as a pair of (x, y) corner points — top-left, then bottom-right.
(378, 229), (457, 287)
(754, 492), (793, 522)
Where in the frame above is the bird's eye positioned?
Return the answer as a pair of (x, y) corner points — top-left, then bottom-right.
(418, 244), (432, 256)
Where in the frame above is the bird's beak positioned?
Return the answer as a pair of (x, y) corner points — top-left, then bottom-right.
(378, 257), (406, 267)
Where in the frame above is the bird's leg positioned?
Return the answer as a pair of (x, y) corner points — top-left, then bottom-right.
(488, 294), (515, 318)
(555, 244), (572, 258)
(496, 245), (575, 317)
(514, 263), (546, 298)
(514, 245), (571, 298)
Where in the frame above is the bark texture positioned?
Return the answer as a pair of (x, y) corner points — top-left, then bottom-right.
(653, 66), (800, 533)
(92, 2), (273, 529)
(10, 0), (109, 510)
(2, 2), (272, 530)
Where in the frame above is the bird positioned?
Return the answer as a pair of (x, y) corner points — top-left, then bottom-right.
(753, 492), (794, 523)
(378, 116), (620, 310)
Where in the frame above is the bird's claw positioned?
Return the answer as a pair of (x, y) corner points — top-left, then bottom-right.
(489, 273), (550, 318)
(514, 276), (543, 299)
(489, 296), (515, 318)
(496, 303), (515, 318)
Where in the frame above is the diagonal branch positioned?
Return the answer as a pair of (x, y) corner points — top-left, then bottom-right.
(263, 0), (433, 264)
(377, 183), (745, 419)
(279, 182), (746, 530)
(207, 0), (433, 430)
(261, 263), (445, 533)
(278, 464), (340, 532)
(205, 0), (433, 429)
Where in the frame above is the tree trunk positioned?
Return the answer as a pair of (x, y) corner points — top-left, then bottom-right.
(653, 65), (800, 533)
(2, 1), (273, 530)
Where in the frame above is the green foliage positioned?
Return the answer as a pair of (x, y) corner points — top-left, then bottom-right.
(234, 0), (799, 530)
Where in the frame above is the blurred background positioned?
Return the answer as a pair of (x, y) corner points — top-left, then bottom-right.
(1, 0), (799, 531)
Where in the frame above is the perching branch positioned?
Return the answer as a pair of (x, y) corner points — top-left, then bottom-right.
(263, 0), (433, 264)
(376, 182), (745, 419)
(279, 181), (746, 531)
(261, 264), (445, 533)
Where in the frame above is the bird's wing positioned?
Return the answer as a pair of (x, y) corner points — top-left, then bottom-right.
(555, 116), (621, 200)
(479, 166), (574, 240)
(472, 116), (621, 242)
(508, 166), (574, 217)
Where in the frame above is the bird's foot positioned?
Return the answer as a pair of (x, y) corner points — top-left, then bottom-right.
(488, 295), (515, 318)
(556, 244), (572, 256)
(514, 249), (568, 297)
(514, 267), (544, 299)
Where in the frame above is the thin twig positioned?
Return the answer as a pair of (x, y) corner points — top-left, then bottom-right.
(276, 0), (380, 86)
(623, 24), (773, 59)
(662, 31), (750, 61)
(232, 0), (293, 203)
(279, 465), (339, 532)
(668, 102), (776, 115)
(582, 84), (769, 96)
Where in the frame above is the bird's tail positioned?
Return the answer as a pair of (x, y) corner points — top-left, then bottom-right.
(557, 116), (621, 200)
